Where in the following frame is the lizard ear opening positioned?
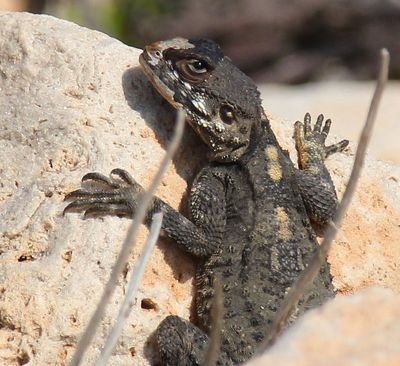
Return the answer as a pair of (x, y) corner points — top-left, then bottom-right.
(219, 104), (236, 125)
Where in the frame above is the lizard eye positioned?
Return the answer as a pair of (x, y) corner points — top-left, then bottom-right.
(175, 59), (210, 82)
(187, 60), (208, 74)
(220, 105), (236, 125)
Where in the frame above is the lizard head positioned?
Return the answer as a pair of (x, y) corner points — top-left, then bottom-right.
(139, 37), (264, 162)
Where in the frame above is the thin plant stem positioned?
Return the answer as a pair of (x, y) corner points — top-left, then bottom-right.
(96, 212), (163, 366)
(256, 48), (390, 354)
(69, 110), (185, 366)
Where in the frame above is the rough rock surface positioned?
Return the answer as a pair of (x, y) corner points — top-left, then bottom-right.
(0, 11), (199, 366)
(247, 287), (400, 366)
(0, 12), (399, 366)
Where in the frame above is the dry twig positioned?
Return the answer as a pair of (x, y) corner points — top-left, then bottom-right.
(96, 212), (163, 366)
(70, 109), (185, 366)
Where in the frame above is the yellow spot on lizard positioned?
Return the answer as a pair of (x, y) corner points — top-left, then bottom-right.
(276, 207), (291, 241)
(265, 145), (282, 181)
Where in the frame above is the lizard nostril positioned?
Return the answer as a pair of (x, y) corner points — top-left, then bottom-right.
(145, 42), (162, 58)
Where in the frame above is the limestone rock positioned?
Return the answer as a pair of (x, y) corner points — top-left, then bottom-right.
(0, 11), (198, 366)
(0, 11), (399, 366)
(247, 288), (400, 366)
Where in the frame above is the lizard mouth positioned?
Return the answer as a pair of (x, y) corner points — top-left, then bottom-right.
(139, 51), (182, 109)
(210, 143), (248, 162)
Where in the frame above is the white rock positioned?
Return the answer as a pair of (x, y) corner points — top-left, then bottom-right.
(246, 288), (400, 366)
(0, 11), (197, 366)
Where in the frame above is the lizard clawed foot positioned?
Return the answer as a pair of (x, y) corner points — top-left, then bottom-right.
(63, 168), (144, 218)
(294, 113), (349, 162)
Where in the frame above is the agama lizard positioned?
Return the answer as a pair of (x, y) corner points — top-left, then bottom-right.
(64, 37), (349, 365)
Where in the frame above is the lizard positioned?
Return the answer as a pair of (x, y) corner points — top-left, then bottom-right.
(64, 37), (349, 365)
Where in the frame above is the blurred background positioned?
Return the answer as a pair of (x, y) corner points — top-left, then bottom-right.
(1, 0), (399, 162)
(2, 0), (399, 83)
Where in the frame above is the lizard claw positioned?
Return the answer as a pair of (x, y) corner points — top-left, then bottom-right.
(325, 139), (349, 158)
(294, 113), (349, 161)
(83, 204), (133, 218)
(313, 114), (324, 134)
(64, 168), (144, 218)
(110, 168), (136, 185)
(81, 172), (119, 187)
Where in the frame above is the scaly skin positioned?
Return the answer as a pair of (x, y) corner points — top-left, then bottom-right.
(64, 38), (349, 365)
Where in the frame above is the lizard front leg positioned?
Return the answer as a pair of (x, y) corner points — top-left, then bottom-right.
(65, 166), (231, 364)
(64, 166), (227, 257)
(294, 113), (349, 224)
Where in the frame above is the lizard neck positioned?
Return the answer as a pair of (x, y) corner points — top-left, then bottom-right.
(240, 115), (280, 164)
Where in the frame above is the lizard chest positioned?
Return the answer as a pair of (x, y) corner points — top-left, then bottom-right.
(194, 144), (317, 328)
